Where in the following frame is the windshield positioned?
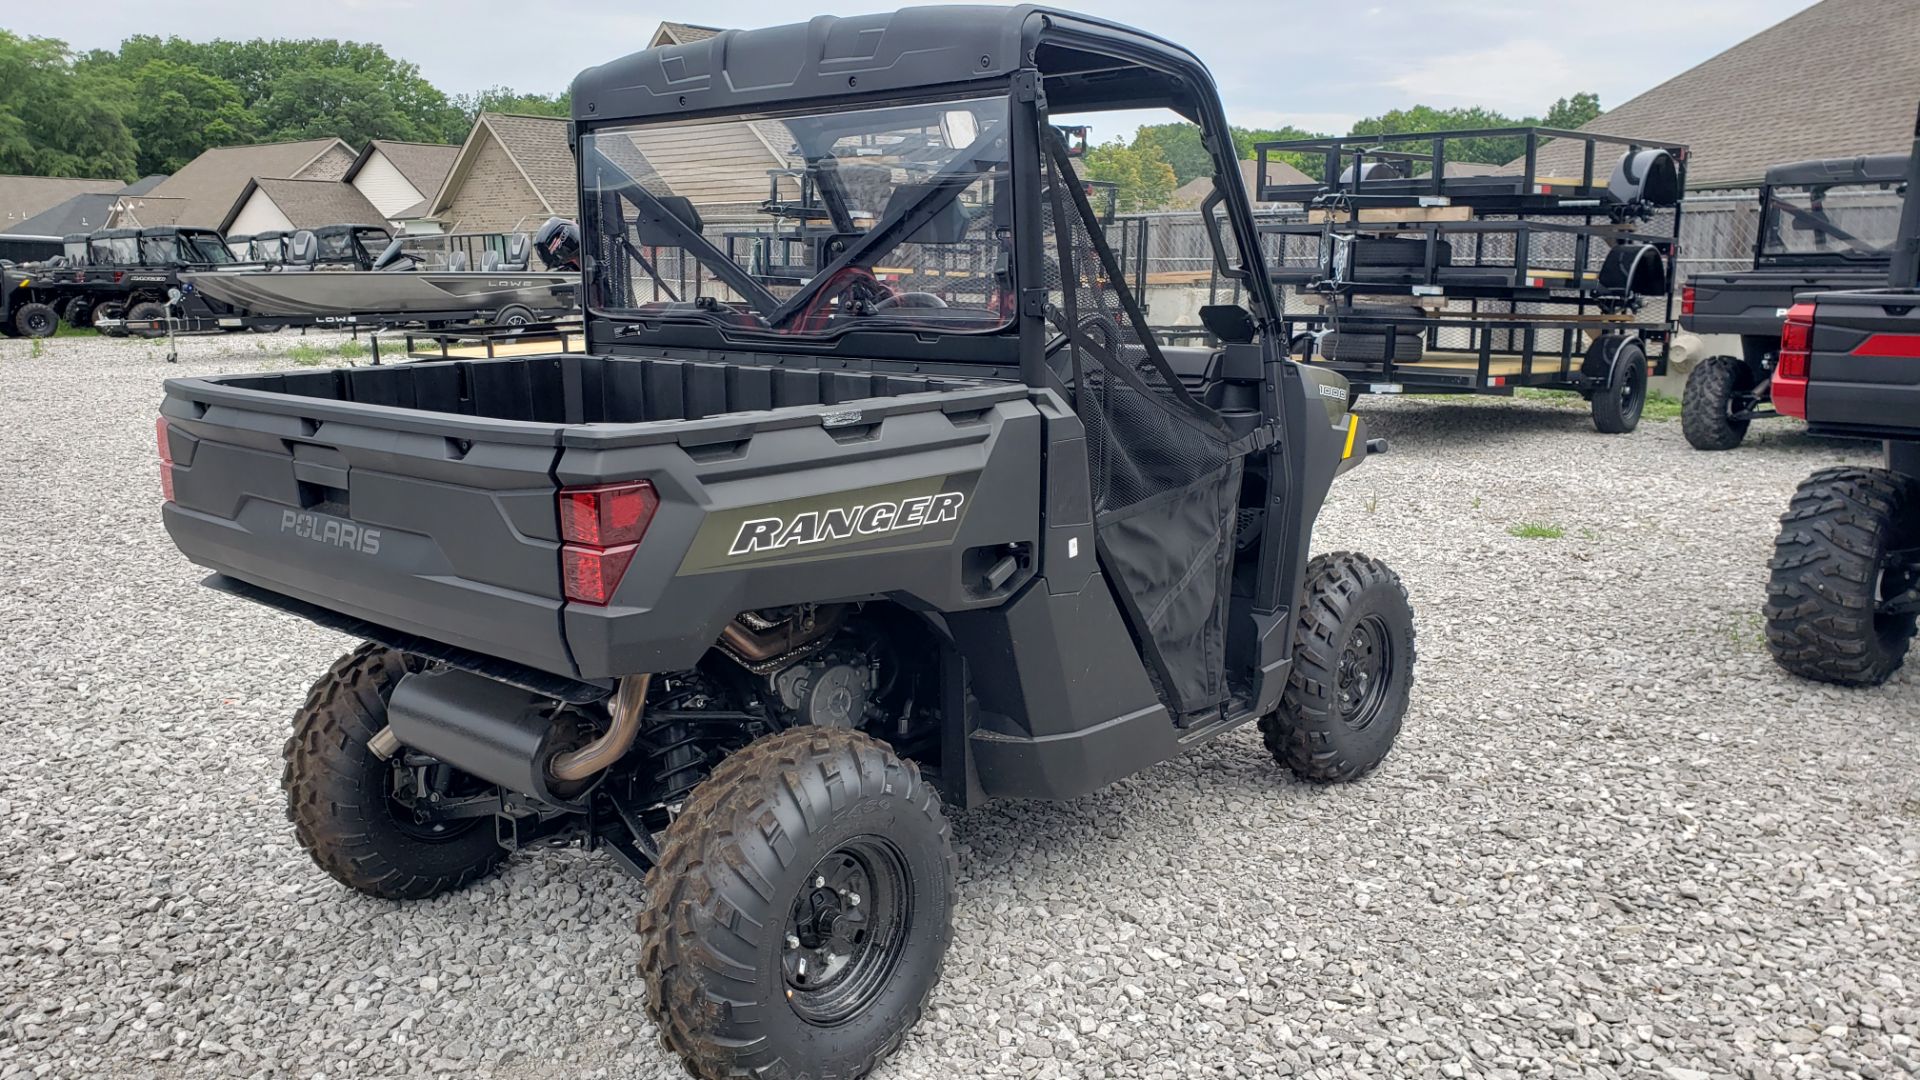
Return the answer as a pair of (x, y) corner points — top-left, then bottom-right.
(180, 232), (235, 264)
(1762, 182), (1905, 259)
(90, 236), (140, 265)
(581, 95), (1014, 339)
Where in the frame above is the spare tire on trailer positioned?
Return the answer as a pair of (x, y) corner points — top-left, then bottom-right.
(11, 301), (59, 339)
(125, 301), (168, 339)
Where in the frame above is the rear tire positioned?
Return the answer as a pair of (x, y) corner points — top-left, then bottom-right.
(62, 299), (93, 330)
(1681, 355), (1753, 450)
(125, 301), (168, 338)
(1591, 340), (1647, 434)
(639, 727), (954, 1080)
(281, 643), (509, 900)
(12, 301), (58, 339)
(1261, 552), (1415, 783)
(1764, 467), (1919, 687)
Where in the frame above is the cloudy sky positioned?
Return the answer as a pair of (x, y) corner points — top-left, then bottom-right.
(11, 0), (1814, 134)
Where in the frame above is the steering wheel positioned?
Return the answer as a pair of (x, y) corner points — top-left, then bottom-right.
(874, 292), (949, 310)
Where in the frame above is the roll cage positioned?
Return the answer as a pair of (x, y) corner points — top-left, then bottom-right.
(569, 4), (1276, 382)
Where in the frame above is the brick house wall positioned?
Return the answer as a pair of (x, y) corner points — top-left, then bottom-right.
(433, 130), (554, 235)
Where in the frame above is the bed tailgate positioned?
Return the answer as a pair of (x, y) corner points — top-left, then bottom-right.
(1806, 291), (1920, 437)
(159, 377), (575, 677)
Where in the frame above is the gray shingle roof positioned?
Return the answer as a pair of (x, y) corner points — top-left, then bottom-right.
(148, 138), (355, 228)
(224, 178), (387, 232)
(2, 193), (121, 239)
(480, 114), (579, 219)
(1529, 0), (1920, 190)
(0, 175), (126, 232)
(655, 22), (722, 45)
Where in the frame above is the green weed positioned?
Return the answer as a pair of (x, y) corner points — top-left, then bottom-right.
(1507, 522), (1565, 540)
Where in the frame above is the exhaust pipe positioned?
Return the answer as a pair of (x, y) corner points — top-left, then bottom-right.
(549, 673), (651, 782)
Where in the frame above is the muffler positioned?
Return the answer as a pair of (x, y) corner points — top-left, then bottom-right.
(386, 667), (640, 808)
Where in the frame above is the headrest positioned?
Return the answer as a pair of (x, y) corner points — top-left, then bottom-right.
(505, 234), (530, 269)
(286, 231), (319, 266)
(880, 184), (971, 245)
(632, 196), (703, 248)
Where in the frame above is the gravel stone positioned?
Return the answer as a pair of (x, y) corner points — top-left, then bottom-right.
(0, 334), (1916, 1079)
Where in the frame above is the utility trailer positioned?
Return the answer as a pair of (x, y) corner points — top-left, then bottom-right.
(1679, 153), (1909, 449)
(1255, 127), (1687, 432)
(1762, 110), (1920, 687)
(158, 9), (1419, 1078)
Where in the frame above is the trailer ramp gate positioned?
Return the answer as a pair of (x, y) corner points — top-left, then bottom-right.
(1041, 130), (1250, 718)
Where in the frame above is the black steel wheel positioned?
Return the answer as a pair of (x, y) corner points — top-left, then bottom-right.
(1765, 467), (1919, 686)
(640, 727), (954, 1080)
(1592, 339), (1647, 434)
(493, 304), (535, 327)
(1260, 552), (1415, 782)
(1681, 355), (1755, 451)
(282, 643), (509, 899)
(12, 301), (58, 339)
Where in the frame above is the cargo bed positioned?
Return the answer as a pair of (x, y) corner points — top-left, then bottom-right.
(160, 352), (1035, 683)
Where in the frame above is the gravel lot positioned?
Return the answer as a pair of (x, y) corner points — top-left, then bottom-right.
(2, 333), (1916, 1080)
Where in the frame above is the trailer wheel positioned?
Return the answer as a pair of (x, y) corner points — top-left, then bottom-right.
(12, 302), (58, 339)
(92, 303), (125, 336)
(1681, 355), (1754, 451)
(125, 301), (168, 339)
(1261, 552), (1415, 783)
(281, 643), (509, 900)
(639, 726), (954, 1080)
(1764, 467), (1919, 687)
(493, 304), (535, 327)
(1590, 339), (1646, 433)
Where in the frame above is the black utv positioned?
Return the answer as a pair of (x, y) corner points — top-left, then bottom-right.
(158, 8), (1416, 1077)
(1681, 153), (1908, 450)
(1763, 111), (1920, 686)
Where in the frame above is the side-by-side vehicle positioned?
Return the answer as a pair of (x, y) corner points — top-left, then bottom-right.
(159, 8), (1417, 1077)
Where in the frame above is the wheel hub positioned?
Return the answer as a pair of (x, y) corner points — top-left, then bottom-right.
(780, 838), (909, 1025)
(1335, 614), (1394, 730)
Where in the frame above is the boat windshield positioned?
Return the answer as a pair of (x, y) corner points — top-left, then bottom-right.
(1761, 181), (1905, 259)
(180, 231), (236, 264)
(581, 94), (1014, 339)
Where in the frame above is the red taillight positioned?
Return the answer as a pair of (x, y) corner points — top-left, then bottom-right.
(1773, 302), (1815, 419)
(156, 416), (175, 502)
(1681, 285), (1695, 317)
(558, 480), (658, 604)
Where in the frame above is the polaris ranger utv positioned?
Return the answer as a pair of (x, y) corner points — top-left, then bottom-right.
(159, 8), (1415, 1077)
(1763, 112), (1920, 686)
(1681, 153), (1908, 450)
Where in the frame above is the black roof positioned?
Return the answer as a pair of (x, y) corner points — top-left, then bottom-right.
(1765, 154), (1910, 188)
(572, 5), (1205, 126)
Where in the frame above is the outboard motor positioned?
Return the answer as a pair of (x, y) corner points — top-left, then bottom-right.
(1608, 148), (1681, 208)
(532, 217), (581, 271)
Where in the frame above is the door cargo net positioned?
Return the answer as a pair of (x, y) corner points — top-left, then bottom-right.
(1041, 130), (1248, 717)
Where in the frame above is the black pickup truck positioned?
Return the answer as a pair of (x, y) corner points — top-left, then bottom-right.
(158, 9), (1414, 1078)
(1680, 154), (1907, 449)
(1762, 119), (1920, 686)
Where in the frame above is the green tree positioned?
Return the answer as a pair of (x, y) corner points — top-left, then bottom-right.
(0, 31), (137, 179)
(452, 87), (571, 124)
(259, 67), (424, 148)
(1082, 139), (1177, 212)
(123, 60), (260, 174)
(1348, 104), (1528, 165)
(1544, 92), (1602, 131)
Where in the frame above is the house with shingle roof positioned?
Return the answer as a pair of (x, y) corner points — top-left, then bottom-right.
(220, 177), (389, 235)
(424, 113), (578, 235)
(144, 138), (357, 229)
(344, 141), (460, 223)
(1529, 0), (1920, 191)
(0, 176), (127, 233)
